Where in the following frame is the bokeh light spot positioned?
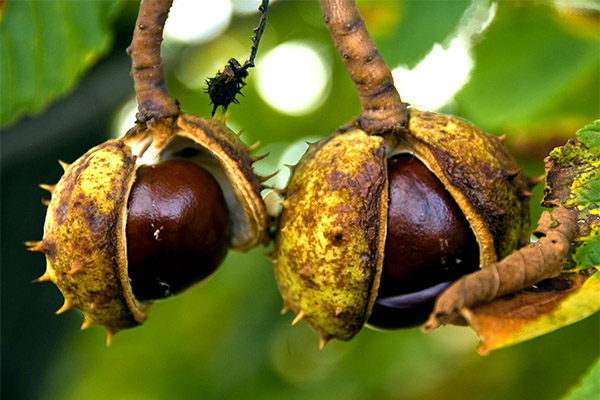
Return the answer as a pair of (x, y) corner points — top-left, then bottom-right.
(392, 1), (497, 110)
(231, 0), (279, 15)
(256, 41), (331, 116)
(392, 38), (473, 110)
(164, 0), (232, 44)
(112, 97), (137, 139)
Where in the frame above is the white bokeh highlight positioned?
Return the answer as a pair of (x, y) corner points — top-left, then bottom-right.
(392, 39), (473, 110)
(164, 0), (232, 44)
(231, 0), (279, 15)
(256, 41), (331, 116)
(392, 1), (497, 110)
(112, 97), (137, 139)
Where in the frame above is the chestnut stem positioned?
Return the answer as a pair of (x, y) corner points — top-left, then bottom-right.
(423, 206), (577, 331)
(127, 0), (179, 123)
(319, 0), (408, 135)
(245, 0), (269, 69)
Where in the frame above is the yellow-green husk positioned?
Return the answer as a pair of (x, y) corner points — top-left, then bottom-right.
(274, 109), (531, 343)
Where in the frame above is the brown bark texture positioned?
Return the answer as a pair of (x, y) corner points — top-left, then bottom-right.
(127, 0), (179, 123)
(319, 0), (408, 135)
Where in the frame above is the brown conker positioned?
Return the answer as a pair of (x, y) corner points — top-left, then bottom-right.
(33, 115), (268, 340)
(126, 159), (230, 301)
(273, 109), (532, 345)
(368, 155), (480, 329)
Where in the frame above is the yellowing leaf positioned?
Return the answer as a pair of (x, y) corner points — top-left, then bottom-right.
(466, 271), (599, 354)
(464, 121), (600, 353)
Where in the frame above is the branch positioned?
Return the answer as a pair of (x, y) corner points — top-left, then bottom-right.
(423, 206), (577, 332)
(319, 0), (408, 135)
(245, 0), (269, 69)
(127, 0), (179, 123)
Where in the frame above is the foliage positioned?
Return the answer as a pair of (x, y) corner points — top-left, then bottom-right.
(562, 357), (600, 400)
(0, 0), (122, 127)
(1, 1), (598, 400)
(460, 120), (600, 353)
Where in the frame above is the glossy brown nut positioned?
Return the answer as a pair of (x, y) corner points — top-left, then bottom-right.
(377, 155), (480, 297)
(368, 156), (480, 329)
(33, 115), (268, 342)
(274, 109), (532, 345)
(126, 160), (230, 301)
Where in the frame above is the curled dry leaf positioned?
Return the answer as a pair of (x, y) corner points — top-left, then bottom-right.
(425, 121), (600, 354)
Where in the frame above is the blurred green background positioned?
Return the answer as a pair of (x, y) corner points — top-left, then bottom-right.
(1, 1), (598, 399)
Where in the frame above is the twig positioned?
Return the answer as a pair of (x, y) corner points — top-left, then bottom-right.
(423, 206), (577, 332)
(319, 0), (408, 135)
(245, 0), (269, 69)
(127, 0), (179, 123)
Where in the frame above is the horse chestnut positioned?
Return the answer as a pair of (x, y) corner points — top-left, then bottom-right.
(31, 115), (268, 341)
(368, 155), (480, 329)
(126, 160), (230, 301)
(273, 109), (533, 347)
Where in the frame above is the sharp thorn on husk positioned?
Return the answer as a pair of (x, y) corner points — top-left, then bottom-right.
(25, 240), (45, 253)
(319, 335), (329, 351)
(39, 184), (56, 194)
(519, 190), (534, 199)
(252, 152), (270, 163)
(291, 310), (305, 326)
(81, 318), (93, 330)
(56, 298), (74, 315)
(497, 134), (507, 142)
(280, 305), (289, 315)
(58, 160), (70, 171)
(106, 330), (115, 347)
(505, 168), (522, 179)
(260, 170), (280, 183)
(248, 141), (261, 152)
(32, 271), (51, 283)
(527, 174), (545, 188)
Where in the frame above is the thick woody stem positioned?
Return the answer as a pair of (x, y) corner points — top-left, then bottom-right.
(423, 206), (577, 332)
(127, 0), (179, 123)
(319, 0), (408, 135)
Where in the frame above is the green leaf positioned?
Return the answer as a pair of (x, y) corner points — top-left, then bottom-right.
(545, 121), (600, 271)
(576, 234), (600, 270)
(561, 358), (600, 400)
(0, 0), (122, 127)
(576, 120), (600, 155)
(358, 0), (472, 68)
(454, 3), (599, 137)
(466, 121), (600, 353)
